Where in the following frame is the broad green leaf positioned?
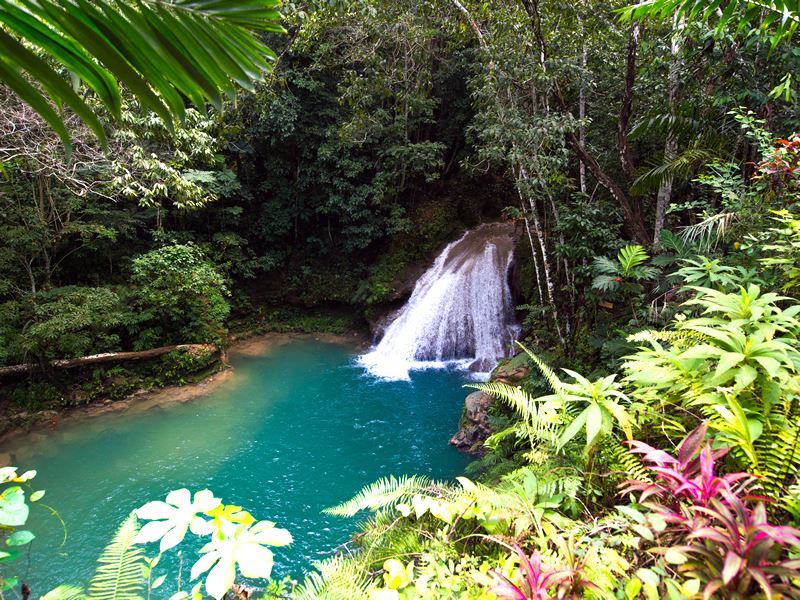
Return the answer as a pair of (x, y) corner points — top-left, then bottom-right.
(6, 530), (34, 546)
(135, 489), (220, 552)
(585, 403), (603, 448)
(0, 486), (29, 527)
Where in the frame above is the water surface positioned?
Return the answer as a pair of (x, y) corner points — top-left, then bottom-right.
(3, 337), (469, 594)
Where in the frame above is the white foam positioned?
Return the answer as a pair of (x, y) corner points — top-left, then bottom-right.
(360, 224), (518, 381)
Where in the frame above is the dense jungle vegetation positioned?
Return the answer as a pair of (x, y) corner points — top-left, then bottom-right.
(2, 0), (800, 597)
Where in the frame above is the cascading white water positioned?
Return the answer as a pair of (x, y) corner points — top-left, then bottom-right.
(360, 223), (519, 381)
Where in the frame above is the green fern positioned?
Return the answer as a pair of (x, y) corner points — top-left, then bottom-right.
(324, 475), (433, 517)
(42, 586), (88, 600)
(293, 555), (373, 600)
(626, 328), (706, 348)
(468, 381), (560, 451)
(87, 515), (146, 600)
(607, 442), (652, 484)
(755, 409), (800, 500)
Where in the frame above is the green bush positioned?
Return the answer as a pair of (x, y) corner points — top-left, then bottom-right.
(130, 244), (230, 346)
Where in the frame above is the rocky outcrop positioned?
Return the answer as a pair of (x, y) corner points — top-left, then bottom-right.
(491, 361), (531, 386)
(449, 355), (532, 454)
(449, 390), (493, 454)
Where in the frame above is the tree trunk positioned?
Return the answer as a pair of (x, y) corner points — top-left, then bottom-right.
(579, 40), (588, 194)
(519, 199), (545, 307)
(518, 0), (651, 244)
(654, 14), (683, 247)
(562, 122), (650, 244)
(0, 344), (218, 379)
(618, 23), (640, 180)
(519, 165), (565, 345)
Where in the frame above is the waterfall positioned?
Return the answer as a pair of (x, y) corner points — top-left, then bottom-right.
(360, 223), (519, 381)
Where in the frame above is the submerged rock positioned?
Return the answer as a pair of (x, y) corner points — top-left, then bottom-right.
(449, 390), (493, 454)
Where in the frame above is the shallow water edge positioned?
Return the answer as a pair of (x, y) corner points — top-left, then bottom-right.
(0, 332), (365, 455)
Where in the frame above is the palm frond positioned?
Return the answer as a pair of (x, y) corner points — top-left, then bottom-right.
(87, 514), (145, 600)
(680, 212), (736, 248)
(0, 0), (283, 151)
(631, 147), (717, 195)
(324, 475), (433, 517)
(629, 104), (705, 141)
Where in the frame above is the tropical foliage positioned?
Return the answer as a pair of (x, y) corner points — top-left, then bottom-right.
(4, 0), (800, 597)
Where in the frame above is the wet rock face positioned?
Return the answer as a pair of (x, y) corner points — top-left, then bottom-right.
(449, 390), (493, 454)
(492, 361), (531, 386)
(449, 358), (532, 454)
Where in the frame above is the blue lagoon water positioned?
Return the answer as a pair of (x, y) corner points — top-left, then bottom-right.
(3, 336), (470, 594)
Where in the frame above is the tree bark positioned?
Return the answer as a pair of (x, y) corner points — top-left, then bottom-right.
(579, 40), (588, 194)
(518, 165), (565, 345)
(654, 14), (683, 246)
(561, 114), (650, 244)
(452, 0), (487, 49)
(0, 344), (218, 379)
(519, 199), (545, 307)
(618, 23), (640, 180)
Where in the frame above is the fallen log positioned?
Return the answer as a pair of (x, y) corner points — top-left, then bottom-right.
(0, 344), (217, 379)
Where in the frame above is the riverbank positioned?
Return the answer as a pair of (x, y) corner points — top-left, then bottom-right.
(0, 331), (369, 451)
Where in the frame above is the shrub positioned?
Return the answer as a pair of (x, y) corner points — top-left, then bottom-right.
(130, 244), (229, 346)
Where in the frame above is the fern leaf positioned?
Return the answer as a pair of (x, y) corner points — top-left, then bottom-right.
(468, 381), (538, 421)
(87, 515), (145, 600)
(608, 442), (652, 484)
(294, 555), (373, 600)
(518, 344), (565, 398)
(323, 475), (433, 517)
(42, 586), (87, 600)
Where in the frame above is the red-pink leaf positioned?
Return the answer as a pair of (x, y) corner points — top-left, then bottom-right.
(747, 567), (774, 599)
(678, 423), (707, 466)
(722, 552), (745, 584)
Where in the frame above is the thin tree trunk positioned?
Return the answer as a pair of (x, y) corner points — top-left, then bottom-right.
(561, 118), (650, 244)
(548, 195), (574, 336)
(618, 23), (640, 180)
(451, 0), (487, 49)
(519, 198), (545, 307)
(579, 40), (588, 194)
(519, 165), (565, 345)
(654, 14), (683, 246)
